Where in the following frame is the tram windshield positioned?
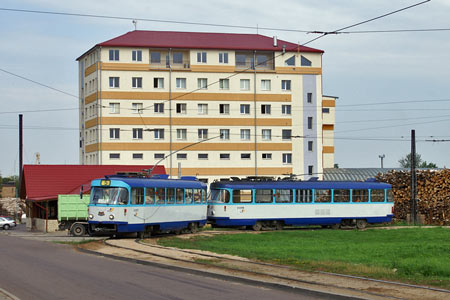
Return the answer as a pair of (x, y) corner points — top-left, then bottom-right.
(209, 189), (230, 203)
(90, 187), (129, 205)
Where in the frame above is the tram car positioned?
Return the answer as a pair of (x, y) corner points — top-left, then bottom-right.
(88, 175), (208, 237)
(207, 177), (394, 230)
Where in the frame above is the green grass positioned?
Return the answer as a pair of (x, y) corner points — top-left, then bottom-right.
(159, 227), (450, 289)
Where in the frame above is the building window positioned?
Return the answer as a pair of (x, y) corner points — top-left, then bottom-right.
(173, 52), (183, 64)
(133, 128), (143, 139)
(109, 128), (120, 140)
(284, 56), (295, 66)
(109, 77), (119, 88)
(176, 103), (187, 114)
(220, 129), (230, 140)
(154, 78), (164, 89)
(240, 104), (250, 114)
(220, 153), (230, 160)
(132, 50), (142, 62)
(308, 141), (314, 151)
(240, 129), (250, 140)
(197, 52), (207, 63)
(282, 129), (292, 140)
(281, 80), (291, 91)
(132, 77), (142, 88)
(307, 92), (313, 103)
(198, 153), (208, 160)
(198, 129), (208, 140)
(283, 153), (292, 164)
(261, 105), (271, 115)
(176, 78), (186, 89)
(198, 78), (208, 89)
(308, 117), (313, 129)
(308, 165), (314, 175)
(109, 153), (120, 159)
(133, 153), (143, 159)
(262, 129), (271, 140)
(154, 129), (164, 140)
(282, 105), (291, 115)
(219, 104), (230, 114)
(219, 79), (229, 90)
(151, 52), (161, 63)
(198, 104), (208, 115)
(154, 103), (164, 113)
(262, 153), (272, 160)
(177, 153), (187, 160)
(109, 49), (119, 61)
(109, 103), (120, 114)
(154, 153), (165, 159)
(301, 55), (312, 66)
(219, 53), (228, 64)
(240, 79), (250, 90)
(241, 153), (251, 160)
(261, 80), (271, 91)
(177, 129), (187, 140)
(132, 103), (143, 114)
(322, 108), (330, 113)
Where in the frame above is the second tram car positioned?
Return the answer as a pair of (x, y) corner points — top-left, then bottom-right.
(208, 178), (394, 230)
(88, 175), (207, 237)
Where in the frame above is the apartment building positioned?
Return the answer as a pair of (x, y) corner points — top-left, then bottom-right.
(77, 30), (335, 182)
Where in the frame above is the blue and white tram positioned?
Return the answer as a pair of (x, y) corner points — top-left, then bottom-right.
(207, 179), (394, 230)
(88, 175), (208, 237)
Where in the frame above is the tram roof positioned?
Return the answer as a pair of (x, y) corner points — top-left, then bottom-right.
(210, 180), (391, 190)
(95, 177), (207, 189)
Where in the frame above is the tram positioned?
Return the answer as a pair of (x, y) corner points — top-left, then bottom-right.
(88, 175), (207, 237)
(207, 177), (394, 230)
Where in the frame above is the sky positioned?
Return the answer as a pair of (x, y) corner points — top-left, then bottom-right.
(0, 0), (449, 177)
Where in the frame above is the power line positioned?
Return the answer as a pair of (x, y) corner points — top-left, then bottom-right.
(0, 108), (78, 115)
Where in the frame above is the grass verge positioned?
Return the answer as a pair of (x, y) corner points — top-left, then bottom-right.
(159, 227), (450, 289)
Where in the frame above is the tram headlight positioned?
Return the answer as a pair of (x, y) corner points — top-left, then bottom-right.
(109, 214), (115, 220)
(89, 214), (94, 220)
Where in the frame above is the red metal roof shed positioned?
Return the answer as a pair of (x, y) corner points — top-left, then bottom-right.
(20, 165), (166, 201)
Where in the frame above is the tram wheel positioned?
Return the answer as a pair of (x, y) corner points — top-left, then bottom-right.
(188, 222), (199, 233)
(252, 221), (263, 231)
(331, 223), (340, 230)
(274, 221), (284, 230)
(137, 232), (145, 239)
(356, 219), (367, 229)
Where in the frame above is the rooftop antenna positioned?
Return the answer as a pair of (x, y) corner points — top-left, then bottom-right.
(35, 152), (40, 164)
(132, 19), (137, 30)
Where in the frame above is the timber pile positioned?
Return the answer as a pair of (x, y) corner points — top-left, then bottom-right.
(376, 169), (450, 225)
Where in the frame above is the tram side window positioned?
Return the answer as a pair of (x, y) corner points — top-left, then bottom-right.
(156, 188), (165, 204)
(333, 189), (350, 203)
(254, 189), (272, 203)
(176, 188), (184, 204)
(145, 188), (155, 205)
(118, 188), (129, 205)
(167, 188), (176, 204)
(315, 189), (331, 203)
(386, 189), (394, 202)
(185, 189), (193, 204)
(194, 189), (202, 203)
(275, 189), (293, 203)
(233, 189), (253, 203)
(296, 189), (312, 203)
(202, 189), (207, 203)
(353, 189), (369, 202)
(370, 189), (385, 202)
(131, 188), (144, 205)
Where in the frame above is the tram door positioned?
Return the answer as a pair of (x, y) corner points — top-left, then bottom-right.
(129, 188), (146, 225)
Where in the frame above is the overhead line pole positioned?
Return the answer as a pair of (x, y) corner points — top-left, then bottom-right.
(410, 129), (417, 225)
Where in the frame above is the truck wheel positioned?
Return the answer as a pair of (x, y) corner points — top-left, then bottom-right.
(71, 223), (86, 236)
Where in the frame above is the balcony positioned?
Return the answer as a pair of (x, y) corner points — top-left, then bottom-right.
(235, 52), (274, 71)
(149, 51), (190, 70)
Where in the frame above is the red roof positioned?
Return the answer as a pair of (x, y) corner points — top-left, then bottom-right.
(20, 165), (166, 201)
(78, 30), (323, 59)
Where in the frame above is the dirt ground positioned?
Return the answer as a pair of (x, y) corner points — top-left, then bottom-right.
(79, 230), (450, 300)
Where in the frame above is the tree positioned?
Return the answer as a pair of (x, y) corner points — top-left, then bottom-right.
(398, 153), (438, 168)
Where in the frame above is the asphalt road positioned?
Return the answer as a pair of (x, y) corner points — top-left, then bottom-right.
(0, 235), (340, 300)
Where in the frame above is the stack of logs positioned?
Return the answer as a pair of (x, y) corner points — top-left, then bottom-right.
(376, 169), (450, 225)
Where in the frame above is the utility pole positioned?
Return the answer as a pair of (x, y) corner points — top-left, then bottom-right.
(18, 114), (23, 198)
(410, 129), (417, 224)
(378, 154), (385, 168)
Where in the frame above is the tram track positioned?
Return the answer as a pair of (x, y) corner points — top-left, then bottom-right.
(94, 234), (450, 300)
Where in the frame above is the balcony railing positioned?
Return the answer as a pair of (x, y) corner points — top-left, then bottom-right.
(150, 59), (191, 69)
